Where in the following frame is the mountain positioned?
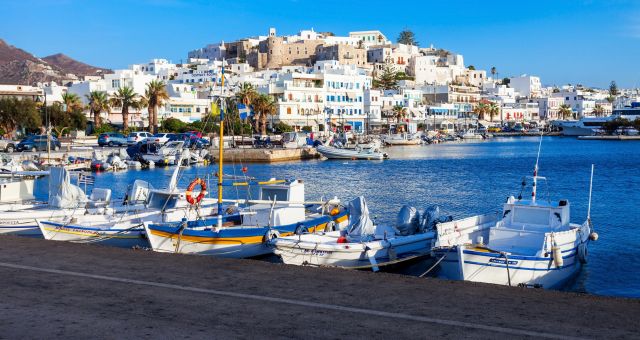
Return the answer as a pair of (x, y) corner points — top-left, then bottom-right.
(0, 39), (111, 85)
(42, 53), (111, 77)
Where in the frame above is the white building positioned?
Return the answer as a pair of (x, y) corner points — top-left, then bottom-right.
(552, 89), (596, 118)
(509, 75), (542, 98)
(348, 30), (390, 47)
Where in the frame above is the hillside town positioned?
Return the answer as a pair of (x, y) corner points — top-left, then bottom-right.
(0, 28), (638, 137)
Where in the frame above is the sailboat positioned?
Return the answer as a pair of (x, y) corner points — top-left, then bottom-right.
(431, 136), (598, 289)
(142, 64), (349, 258)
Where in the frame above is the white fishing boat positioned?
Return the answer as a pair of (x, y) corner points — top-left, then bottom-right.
(381, 132), (422, 146)
(271, 197), (439, 271)
(142, 70), (349, 258)
(431, 138), (598, 289)
(460, 129), (484, 140)
(141, 141), (187, 166)
(316, 144), (387, 160)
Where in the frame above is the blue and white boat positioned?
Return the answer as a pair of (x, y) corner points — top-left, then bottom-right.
(432, 139), (599, 289)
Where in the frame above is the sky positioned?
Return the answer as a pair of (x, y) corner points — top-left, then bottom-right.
(1, 0), (639, 88)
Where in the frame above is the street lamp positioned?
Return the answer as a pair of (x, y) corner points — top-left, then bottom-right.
(35, 91), (51, 163)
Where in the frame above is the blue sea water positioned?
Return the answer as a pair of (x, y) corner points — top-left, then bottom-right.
(32, 137), (640, 298)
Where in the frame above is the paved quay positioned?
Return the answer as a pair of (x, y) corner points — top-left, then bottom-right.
(0, 236), (637, 339)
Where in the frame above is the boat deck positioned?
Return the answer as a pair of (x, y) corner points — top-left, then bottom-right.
(0, 235), (637, 339)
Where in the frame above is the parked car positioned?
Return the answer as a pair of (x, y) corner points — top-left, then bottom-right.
(149, 133), (175, 145)
(0, 138), (17, 152)
(16, 135), (61, 152)
(169, 133), (210, 149)
(186, 130), (203, 139)
(512, 125), (525, 133)
(487, 127), (502, 133)
(127, 131), (153, 145)
(98, 132), (128, 146)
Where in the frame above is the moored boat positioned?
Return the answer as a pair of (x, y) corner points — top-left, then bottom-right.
(271, 197), (440, 271)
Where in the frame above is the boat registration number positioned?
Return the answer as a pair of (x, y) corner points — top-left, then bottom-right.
(303, 249), (332, 256)
(489, 258), (518, 265)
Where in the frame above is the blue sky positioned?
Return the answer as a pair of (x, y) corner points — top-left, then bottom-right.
(1, 0), (639, 88)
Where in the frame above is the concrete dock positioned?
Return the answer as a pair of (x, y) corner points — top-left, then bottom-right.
(210, 147), (320, 162)
(0, 236), (638, 339)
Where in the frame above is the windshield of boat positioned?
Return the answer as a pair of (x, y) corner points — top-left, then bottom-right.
(511, 206), (550, 225)
(261, 187), (289, 202)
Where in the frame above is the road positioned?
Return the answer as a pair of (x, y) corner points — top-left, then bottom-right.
(0, 236), (637, 339)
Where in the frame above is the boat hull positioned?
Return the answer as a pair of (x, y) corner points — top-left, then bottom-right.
(144, 211), (349, 258)
(272, 231), (434, 270)
(316, 146), (386, 160)
(433, 243), (585, 289)
(37, 220), (148, 248)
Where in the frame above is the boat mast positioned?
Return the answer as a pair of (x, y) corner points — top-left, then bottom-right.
(532, 133), (543, 203)
(216, 62), (226, 228)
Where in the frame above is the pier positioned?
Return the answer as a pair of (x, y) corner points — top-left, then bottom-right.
(209, 147), (320, 162)
(0, 235), (637, 339)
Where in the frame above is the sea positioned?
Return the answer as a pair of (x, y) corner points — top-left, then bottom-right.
(32, 136), (640, 298)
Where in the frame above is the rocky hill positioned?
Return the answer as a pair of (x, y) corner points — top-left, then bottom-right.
(0, 39), (111, 85)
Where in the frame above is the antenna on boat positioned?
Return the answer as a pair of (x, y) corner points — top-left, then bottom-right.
(531, 132), (543, 204)
(587, 164), (594, 223)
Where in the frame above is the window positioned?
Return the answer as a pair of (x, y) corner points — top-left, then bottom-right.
(111, 79), (120, 88)
(287, 107), (292, 114)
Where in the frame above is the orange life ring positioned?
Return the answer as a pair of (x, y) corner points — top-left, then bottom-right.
(186, 178), (207, 205)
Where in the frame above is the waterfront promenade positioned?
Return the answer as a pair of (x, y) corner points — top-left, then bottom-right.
(0, 235), (637, 339)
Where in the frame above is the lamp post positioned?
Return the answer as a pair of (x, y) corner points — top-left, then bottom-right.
(36, 91), (51, 164)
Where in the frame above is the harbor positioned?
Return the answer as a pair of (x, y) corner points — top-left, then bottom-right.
(1, 235), (638, 339)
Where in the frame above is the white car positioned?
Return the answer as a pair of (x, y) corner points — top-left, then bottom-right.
(127, 132), (153, 145)
(148, 133), (174, 145)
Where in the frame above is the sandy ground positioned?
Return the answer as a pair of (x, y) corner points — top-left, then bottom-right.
(0, 235), (637, 339)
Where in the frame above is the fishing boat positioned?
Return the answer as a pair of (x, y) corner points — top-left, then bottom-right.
(431, 137), (598, 289)
(140, 141), (188, 166)
(316, 142), (387, 160)
(381, 132), (422, 146)
(142, 66), (349, 258)
(271, 197), (440, 271)
(460, 129), (484, 140)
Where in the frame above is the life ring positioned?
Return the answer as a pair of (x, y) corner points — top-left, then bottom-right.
(186, 178), (207, 205)
(263, 229), (280, 243)
(578, 243), (588, 264)
(295, 224), (309, 235)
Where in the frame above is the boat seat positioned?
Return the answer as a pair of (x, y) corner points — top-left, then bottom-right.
(89, 188), (112, 208)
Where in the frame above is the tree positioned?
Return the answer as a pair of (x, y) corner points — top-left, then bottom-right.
(145, 80), (169, 134)
(467, 65), (476, 70)
(489, 102), (500, 122)
(236, 82), (258, 106)
(60, 93), (83, 113)
(252, 93), (276, 135)
(0, 97), (41, 135)
(397, 29), (418, 46)
(490, 66), (497, 80)
(592, 104), (605, 117)
(558, 104), (573, 120)
(473, 100), (490, 120)
(161, 117), (188, 132)
(392, 105), (407, 123)
(374, 63), (398, 90)
(47, 102), (86, 136)
(502, 77), (510, 86)
(85, 91), (110, 128)
(109, 86), (140, 131)
(608, 81), (619, 103)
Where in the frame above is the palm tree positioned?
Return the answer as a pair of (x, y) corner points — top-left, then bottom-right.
(236, 82), (258, 106)
(145, 80), (169, 133)
(252, 94), (276, 135)
(392, 105), (407, 123)
(61, 93), (83, 113)
(490, 67), (497, 80)
(473, 101), (490, 120)
(489, 101), (500, 122)
(592, 104), (605, 117)
(558, 104), (573, 120)
(85, 91), (110, 128)
(109, 86), (139, 131)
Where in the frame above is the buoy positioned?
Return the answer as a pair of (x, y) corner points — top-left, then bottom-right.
(330, 207), (340, 216)
(336, 235), (348, 243)
(589, 232), (599, 241)
(242, 166), (248, 173)
(552, 245), (563, 267)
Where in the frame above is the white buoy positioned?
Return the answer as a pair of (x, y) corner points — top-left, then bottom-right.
(589, 232), (599, 241)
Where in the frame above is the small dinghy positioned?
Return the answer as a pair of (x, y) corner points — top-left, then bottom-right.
(271, 197), (438, 271)
(316, 144), (387, 160)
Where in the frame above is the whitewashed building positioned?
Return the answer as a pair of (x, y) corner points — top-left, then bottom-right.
(509, 75), (542, 98)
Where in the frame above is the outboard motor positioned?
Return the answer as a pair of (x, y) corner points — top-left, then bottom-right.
(396, 205), (420, 236)
(420, 205), (441, 232)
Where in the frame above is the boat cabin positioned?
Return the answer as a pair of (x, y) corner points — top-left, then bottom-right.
(241, 180), (306, 227)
